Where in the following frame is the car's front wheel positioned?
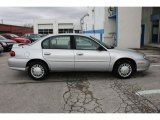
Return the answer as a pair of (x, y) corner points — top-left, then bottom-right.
(28, 61), (49, 80)
(114, 60), (135, 79)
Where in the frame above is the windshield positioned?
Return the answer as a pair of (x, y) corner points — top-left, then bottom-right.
(90, 36), (114, 49)
(10, 34), (19, 38)
(0, 35), (7, 40)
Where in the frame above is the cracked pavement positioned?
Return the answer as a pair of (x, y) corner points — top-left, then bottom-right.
(0, 48), (160, 113)
(63, 73), (104, 113)
(110, 80), (160, 113)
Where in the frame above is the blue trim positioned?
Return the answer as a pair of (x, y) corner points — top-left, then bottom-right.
(82, 29), (104, 41)
(83, 29), (104, 34)
(116, 8), (118, 47)
(100, 33), (103, 41)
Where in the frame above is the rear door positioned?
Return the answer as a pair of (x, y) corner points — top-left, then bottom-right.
(73, 36), (110, 71)
(42, 35), (74, 71)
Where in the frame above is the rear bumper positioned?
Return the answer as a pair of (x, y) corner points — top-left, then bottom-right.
(8, 57), (28, 71)
(136, 59), (150, 71)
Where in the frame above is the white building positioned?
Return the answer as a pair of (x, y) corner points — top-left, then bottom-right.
(34, 19), (81, 35)
(82, 7), (160, 48)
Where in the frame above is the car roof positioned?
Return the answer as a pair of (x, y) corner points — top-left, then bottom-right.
(25, 33), (39, 35)
(46, 33), (91, 38)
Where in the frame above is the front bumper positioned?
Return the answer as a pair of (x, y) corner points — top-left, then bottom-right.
(8, 57), (29, 71)
(136, 59), (150, 71)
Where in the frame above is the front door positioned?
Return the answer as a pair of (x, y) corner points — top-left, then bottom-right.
(73, 36), (110, 71)
(42, 35), (74, 71)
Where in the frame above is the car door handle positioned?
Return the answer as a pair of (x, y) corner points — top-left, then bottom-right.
(44, 52), (51, 55)
(76, 53), (83, 56)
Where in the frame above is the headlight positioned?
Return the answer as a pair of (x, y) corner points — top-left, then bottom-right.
(1, 42), (7, 46)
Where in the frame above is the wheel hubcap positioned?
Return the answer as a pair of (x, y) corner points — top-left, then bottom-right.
(31, 64), (44, 78)
(118, 63), (132, 78)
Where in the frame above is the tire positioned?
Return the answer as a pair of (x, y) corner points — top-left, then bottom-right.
(113, 60), (135, 79)
(28, 61), (49, 80)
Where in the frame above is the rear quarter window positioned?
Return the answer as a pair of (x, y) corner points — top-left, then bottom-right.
(42, 38), (50, 49)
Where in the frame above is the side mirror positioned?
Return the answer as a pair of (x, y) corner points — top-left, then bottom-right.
(97, 46), (105, 51)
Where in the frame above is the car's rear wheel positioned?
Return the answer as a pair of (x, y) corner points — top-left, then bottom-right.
(28, 61), (48, 80)
(114, 60), (135, 79)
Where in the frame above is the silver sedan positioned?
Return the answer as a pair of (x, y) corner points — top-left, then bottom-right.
(8, 34), (150, 80)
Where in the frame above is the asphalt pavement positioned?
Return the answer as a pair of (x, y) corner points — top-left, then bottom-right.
(0, 48), (160, 113)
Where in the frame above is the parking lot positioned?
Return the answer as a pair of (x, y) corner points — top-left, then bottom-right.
(0, 47), (160, 113)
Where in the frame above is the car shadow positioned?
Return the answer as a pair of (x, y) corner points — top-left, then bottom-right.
(5, 70), (151, 85)
(48, 71), (116, 81)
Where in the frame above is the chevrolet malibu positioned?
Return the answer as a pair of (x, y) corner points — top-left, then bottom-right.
(8, 34), (150, 80)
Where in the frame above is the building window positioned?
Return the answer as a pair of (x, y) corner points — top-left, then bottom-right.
(75, 30), (80, 33)
(58, 29), (73, 34)
(38, 29), (53, 34)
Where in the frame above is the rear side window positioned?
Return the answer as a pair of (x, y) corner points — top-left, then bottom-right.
(41, 36), (71, 49)
(50, 36), (71, 49)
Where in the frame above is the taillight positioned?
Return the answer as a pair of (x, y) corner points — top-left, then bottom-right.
(10, 50), (15, 57)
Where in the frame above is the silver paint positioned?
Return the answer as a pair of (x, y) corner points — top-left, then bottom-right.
(8, 34), (150, 75)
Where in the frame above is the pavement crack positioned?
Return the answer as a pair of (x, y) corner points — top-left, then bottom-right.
(110, 80), (160, 113)
(63, 73), (104, 113)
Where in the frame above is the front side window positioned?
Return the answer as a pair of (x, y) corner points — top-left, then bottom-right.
(50, 36), (71, 49)
(75, 36), (100, 50)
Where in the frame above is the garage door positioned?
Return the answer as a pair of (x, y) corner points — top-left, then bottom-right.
(58, 23), (73, 29)
(38, 24), (53, 29)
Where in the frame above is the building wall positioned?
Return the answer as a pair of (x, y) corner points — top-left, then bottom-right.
(82, 7), (105, 41)
(34, 19), (54, 34)
(103, 7), (116, 45)
(118, 7), (142, 48)
(34, 19), (81, 34)
(83, 7), (143, 48)
(0, 24), (33, 36)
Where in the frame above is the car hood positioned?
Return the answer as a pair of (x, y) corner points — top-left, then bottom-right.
(111, 48), (137, 52)
(0, 39), (16, 43)
(108, 48), (145, 59)
(14, 38), (29, 41)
